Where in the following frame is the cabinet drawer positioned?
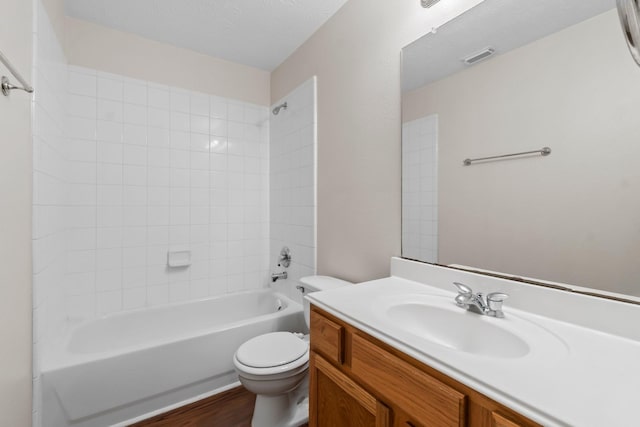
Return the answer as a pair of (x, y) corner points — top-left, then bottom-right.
(351, 333), (466, 427)
(310, 311), (345, 364)
(492, 411), (526, 427)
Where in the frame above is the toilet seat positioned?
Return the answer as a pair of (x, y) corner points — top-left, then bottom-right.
(234, 332), (309, 378)
(237, 332), (307, 368)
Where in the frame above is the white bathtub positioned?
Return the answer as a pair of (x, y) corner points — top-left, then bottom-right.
(42, 290), (305, 427)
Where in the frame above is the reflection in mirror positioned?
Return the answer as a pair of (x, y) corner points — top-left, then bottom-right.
(401, 0), (640, 299)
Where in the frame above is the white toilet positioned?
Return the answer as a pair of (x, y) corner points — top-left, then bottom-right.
(233, 276), (351, 427)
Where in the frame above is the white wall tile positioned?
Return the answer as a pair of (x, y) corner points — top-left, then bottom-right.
(123, 268), (146, 289)
(123, 288), (146, 310)
(39, 62), (274, 336)
(190, 94), (210, 117)
(69, 71), (96, 97)
(269, 78), (317, 290)
(171, 112), (190, 132)
(97, 120), (122, 143)
(124, 83), (147, 105)
(148, 108), (170, 129)
(148, 127), (170, 148)
(123, 145), (147, 166)
(67, 139), (96, 162)
(67, 229), (96, 251)
(190, 115), (209, 134)
(190, 151), (209, 170)
(123, 247), (147, 269)
(124, 165), (147, 186)
(97, 77), (123, 102)
(96, 270), (122, 292)
(98, 206), (123, 228)
(69, 117), (96, 140)
(147, 266), (169, 286)
(96, 290), (122, 315)
(228, 102), (244, 122)
(210, 97), (227, 119)
(148, 187), (171, 206)
(401, 115), (438, 263)
(123, 124), (147, 145)
(148, 147), (171, 168)
(122, 227), (147, 247)
(97, 163), (123, 185)
(98, 99), (123, 122)
(147, 284), (169, 306)
(97, 227), (123, 249)
(123, 206), (147, 227)
(148, 167), (171, 187)
(69, 95), (97, 119)
(124, 103), (147, 125)
(170, 131), (190, 150)
(148, 86), (170, 109)
(210, 119), (227, 137)
(97, 185), (122, 206)
(170, 90), (190, 113)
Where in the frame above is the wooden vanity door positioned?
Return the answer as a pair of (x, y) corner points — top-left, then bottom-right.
(309, 352), (391, 427)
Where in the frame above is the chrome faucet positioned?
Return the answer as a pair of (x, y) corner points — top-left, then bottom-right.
(271, 271), (288, 283)
(453, 282), (508, 318)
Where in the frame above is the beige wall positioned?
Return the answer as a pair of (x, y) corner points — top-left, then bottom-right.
(271, 0), (483, 282)
(41, 0), (66, 46)
(0, 0), (33, 424)
(403, 10), (640, 295)
(65, 17), (271, 106)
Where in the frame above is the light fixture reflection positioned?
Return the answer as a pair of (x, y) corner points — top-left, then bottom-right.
(421, 0), (442, 8)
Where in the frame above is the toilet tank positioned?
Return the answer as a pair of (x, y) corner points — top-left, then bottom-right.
(299, 276), (352, 328)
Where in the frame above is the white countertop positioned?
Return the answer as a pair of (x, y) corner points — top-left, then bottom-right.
(307, 270), (640, 427)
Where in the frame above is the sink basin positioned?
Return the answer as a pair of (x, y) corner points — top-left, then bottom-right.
(374, 294), (567, 360)
(385, 302), (530, 358)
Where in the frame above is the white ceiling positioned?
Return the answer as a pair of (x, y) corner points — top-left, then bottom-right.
(65, 0), (349, 71)
(403, 0), (616, 92)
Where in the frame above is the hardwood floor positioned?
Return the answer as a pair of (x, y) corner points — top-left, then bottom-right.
(130, 386), (309, 427)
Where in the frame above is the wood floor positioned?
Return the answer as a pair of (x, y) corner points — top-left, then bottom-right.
(130, 386), (309, 427)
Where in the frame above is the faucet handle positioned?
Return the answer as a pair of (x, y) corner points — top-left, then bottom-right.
(453, 282), (473, 307)
(486, 292), (509, 317)
(453, 282), (473, 296)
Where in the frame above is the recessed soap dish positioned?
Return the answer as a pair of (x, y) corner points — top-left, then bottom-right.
(167, 250), (191, 268)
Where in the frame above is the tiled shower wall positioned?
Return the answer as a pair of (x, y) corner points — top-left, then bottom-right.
(402, 114), (438, 263)
(269, 77), (317, 301)
(62, 67), (270, 321)
(32, 1), (68, 423)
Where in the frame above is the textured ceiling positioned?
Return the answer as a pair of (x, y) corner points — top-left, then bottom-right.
(403, 0), (616, 92)
(65, 0), (349, 71)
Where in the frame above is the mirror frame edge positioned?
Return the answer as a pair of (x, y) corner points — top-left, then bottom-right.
(400, 257), (640, 306)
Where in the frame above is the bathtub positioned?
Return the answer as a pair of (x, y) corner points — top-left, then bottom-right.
(41, 290), (305, 427)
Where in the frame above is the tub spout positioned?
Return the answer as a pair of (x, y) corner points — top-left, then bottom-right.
(271, 271), (288, 282)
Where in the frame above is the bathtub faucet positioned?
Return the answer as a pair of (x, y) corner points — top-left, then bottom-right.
(271, 271), (288, 282)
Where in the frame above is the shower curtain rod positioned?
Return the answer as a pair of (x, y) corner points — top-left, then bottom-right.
(0, 48), (34, 96)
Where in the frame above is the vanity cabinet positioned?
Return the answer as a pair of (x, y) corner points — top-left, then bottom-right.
(309, 306), (541, 427)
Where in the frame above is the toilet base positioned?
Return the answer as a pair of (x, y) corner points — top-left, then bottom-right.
(251, 376), (309, 427)
(251, 395), (308, 427)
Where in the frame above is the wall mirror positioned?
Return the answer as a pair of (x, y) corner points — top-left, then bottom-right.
(401, 0), (640, 301)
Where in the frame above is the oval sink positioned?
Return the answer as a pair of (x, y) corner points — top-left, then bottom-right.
(385, 302), (530, 358)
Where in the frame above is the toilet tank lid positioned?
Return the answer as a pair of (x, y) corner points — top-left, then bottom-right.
(299, 275), (352, 292)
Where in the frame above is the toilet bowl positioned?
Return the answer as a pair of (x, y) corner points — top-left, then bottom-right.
(233, 276), (352, 427)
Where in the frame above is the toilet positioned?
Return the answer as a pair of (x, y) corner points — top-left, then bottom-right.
(233, 276), (351, 427)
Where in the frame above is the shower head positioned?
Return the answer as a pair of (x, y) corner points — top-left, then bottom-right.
(272, 102), (287, 115)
